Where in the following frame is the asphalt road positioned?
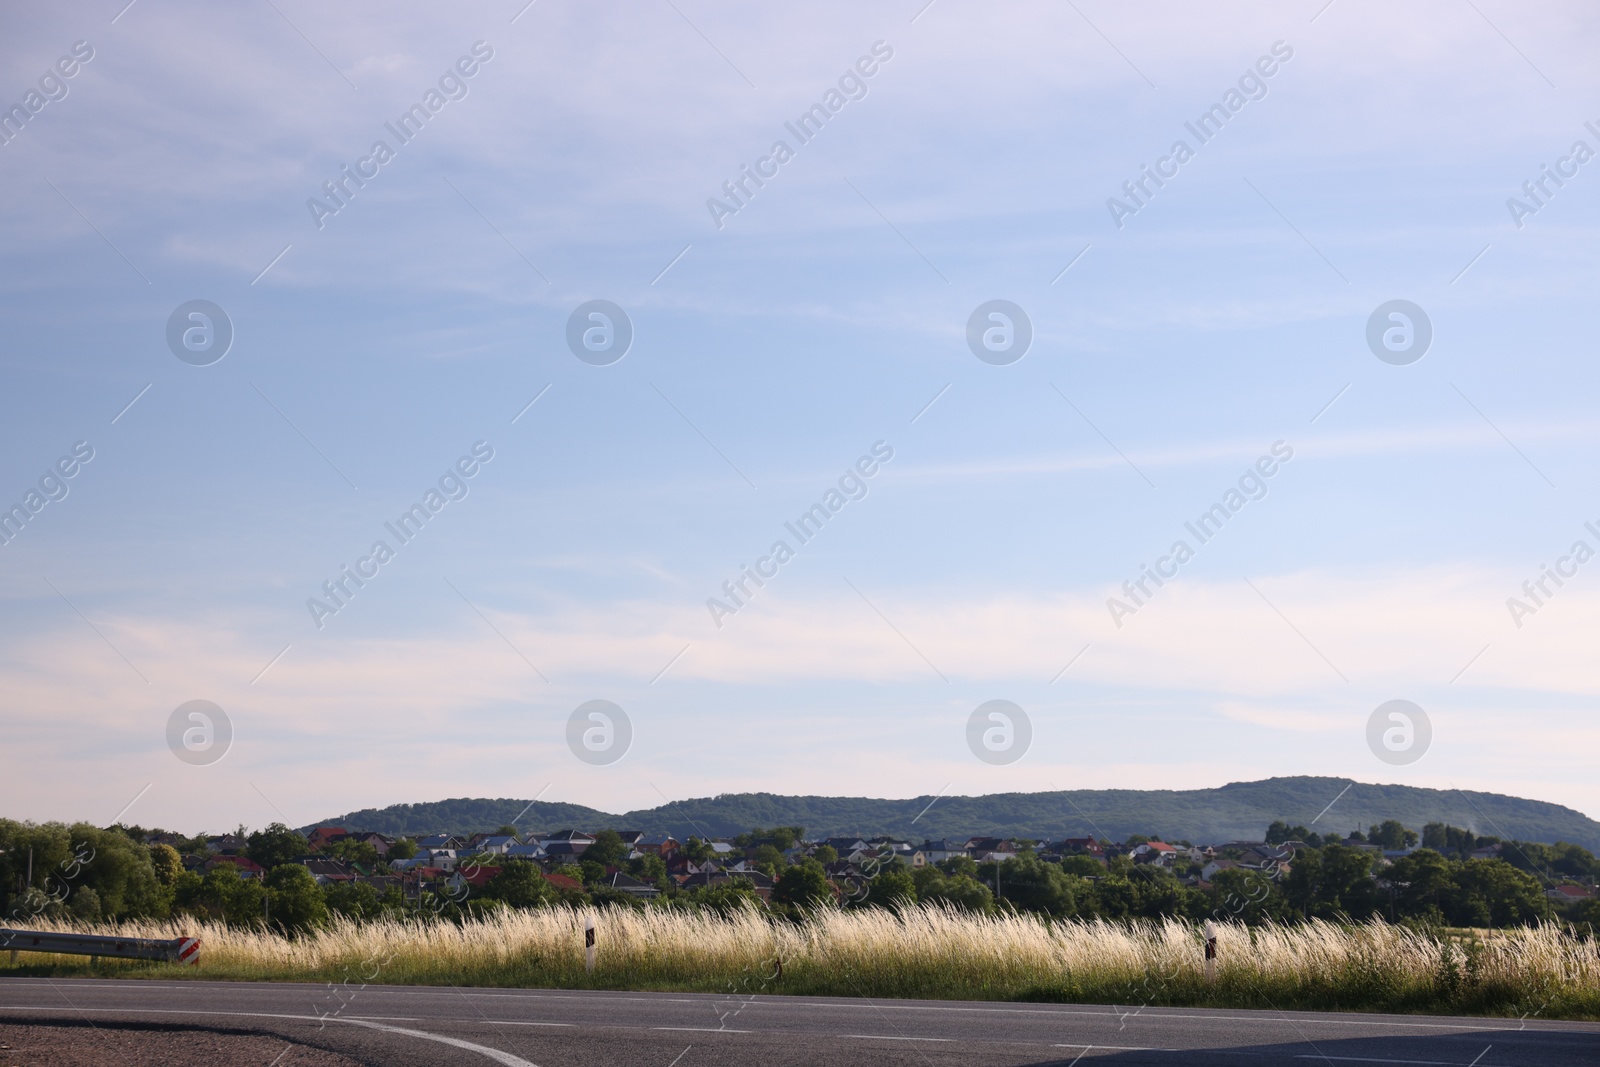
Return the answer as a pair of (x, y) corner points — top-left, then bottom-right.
(0, 979), (1595, 1066)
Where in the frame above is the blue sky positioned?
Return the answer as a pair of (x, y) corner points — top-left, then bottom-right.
(2, 1), (1599, 835)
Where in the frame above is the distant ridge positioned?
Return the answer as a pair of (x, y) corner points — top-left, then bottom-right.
(307, 777), (1600, 851)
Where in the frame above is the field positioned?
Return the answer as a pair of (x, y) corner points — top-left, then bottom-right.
(5, 906), (1598, 1019)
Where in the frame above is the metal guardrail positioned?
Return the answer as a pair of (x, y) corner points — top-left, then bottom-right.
(1, 928), (199, 965)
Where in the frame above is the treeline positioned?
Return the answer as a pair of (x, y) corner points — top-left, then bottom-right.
(4, 819), (1598, 938)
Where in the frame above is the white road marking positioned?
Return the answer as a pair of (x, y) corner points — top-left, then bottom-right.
(0, 1005), (537, 1066)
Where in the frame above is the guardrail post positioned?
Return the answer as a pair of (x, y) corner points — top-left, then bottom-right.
(584, 916), (596, 975)
(1204, 920), (1217, 984)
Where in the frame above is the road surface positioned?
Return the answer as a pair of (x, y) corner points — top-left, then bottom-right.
(0, 978), (1595, 1065)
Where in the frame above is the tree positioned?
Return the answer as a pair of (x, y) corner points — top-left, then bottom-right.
(938, 855), (978, 879)
(768, 826), (803, 851)
(1369, 820), (1418, 850)
(686, 876), (762, 915)
(751, 844), (784, 877)
(912, 867), (992, 913)
(863, 864), (916, 908)
(482, 859), (557, 909)
(773, 861), (833, 910)
(682, 837), (713, 863)
(993, 854), (1075, 915)
(149, 844), (184, 887)
(1313, 844), (1381, 919)
(496, 825), (519, 836)
(265, 865), (328, 933)
(246, 824), (309, 870)
(69, 886), (102, 924)
(585, 830), (628, 869)
(812, 845), (838, 865)
(324, 880), (383, 920)
(627, 853), (669, 886)
(195, 864), (266, 925)
(323, 839), (380, 869)
(1451, 859), (1546, 927)
(387, 838), (419, 861)
(1060, 854), (1104, 877)
(1386, 848), (1453, 920)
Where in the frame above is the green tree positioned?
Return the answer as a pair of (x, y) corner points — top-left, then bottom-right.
(751, 844), (784, 877)
(627, 853), (669, 887)
(195, 864), (266, 925)
(1060, 854), (1104, 877)
(682, 837), (713, 863)
(773, 861), (833, 910)
(912, 867), (993, 913)
(585, 830), (628, 869)
(863, 864), (916, 908)
(1369, 820), (1419, 850)
(69, 886), (102, 924)
(1386, 848), (1453, 920)
(938, 855), (978, 879)
(812, 845), (838, 865)
(685, 876), (762, 915)
(265, 864), (328, 933)
(387, 838), (419, 861)
(993, 854), (1075, 915)
(149, 844), (184, 888)
(768, 827), (803, 851)
(323, 839), (380, 869)
(482, 859), (557, 909)
(323, 880), (383, 920)
(246, 823), (309, 870)
(1451, 859), (1546, 927)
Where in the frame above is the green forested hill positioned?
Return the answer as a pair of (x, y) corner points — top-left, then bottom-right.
(309, 777), (1600, 850)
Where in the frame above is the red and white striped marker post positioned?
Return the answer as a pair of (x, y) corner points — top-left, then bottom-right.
(1204, 921), (1217, 984)
(584, 916), (595, 976)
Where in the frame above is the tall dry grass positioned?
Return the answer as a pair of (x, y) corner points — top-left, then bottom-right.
(6, 907), (1597, 1018)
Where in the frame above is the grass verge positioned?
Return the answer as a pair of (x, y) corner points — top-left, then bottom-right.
(3, 907), (1596, 1019)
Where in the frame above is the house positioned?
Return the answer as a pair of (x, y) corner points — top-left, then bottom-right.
(350, 832), (393, 856)
(966, 837), (1019, 855)
(543, 872), (583, 893)
(614, 831), (646, 847)
(824, 838), (872, 854)
(1055, 837), (1104, 857)
(417, 834), (462, 850)
(1547, 885), (1595, 902)
(636, 835), (679, 858)
(307, 827), (349, 851)
(1470, 843), (1504, 861)
(298, 858), (357, 885)
(204, 834), (246, 855)
(449, 866), (499, 893)
(598, 871), (659, 899)
(1133, 842), (1181, 866)
(503, 842), (548, 861)
(541, 830), (595, 859)
(1201, 859), (1240, 882)
(475, 835), (520, 855)
(917, 839), (970, 863)
(679, 869), (773, 901)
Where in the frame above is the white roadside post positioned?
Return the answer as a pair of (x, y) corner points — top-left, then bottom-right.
(584, 916), (596, 976)
(1204, 920), (1217, 985)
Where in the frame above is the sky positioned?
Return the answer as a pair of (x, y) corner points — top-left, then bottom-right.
(2, 1), (1599, 836)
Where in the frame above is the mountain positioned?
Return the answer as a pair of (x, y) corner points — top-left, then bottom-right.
(308, 777), (1600, 851)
